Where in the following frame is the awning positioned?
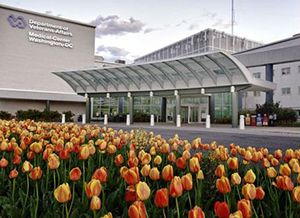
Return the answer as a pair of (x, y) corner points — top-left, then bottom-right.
(53, 51), (276, 94)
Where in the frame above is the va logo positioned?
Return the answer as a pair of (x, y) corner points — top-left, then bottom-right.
(7, 14), (27, 29)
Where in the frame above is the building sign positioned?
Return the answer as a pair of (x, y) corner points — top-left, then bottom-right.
(7, 14), (73, 49)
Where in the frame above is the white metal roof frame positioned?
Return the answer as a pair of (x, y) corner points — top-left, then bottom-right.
(53, 51), (276, 94)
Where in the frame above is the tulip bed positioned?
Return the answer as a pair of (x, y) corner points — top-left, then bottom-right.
(0, 120), (300, 218)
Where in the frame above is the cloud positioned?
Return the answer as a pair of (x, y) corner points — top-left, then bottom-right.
(212, 19), (233, 29)
(90, 15), (145, 37)
(144, 27), (162, 34)
(202, 11), (217, 19)
(188, 23), (199, 31)
(175, 20), (187, 27)
(96, 45), (130, 61)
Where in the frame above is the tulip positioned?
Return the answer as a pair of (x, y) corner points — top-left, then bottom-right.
(12, 154), (21, 165)
(92, 167), (108, 183)
(107, 144), (117, 155)
(274, 149), (283, 160)
(69, 167), (82, 182)
(125, 185), (137, 202)
(22, 160), (33, 173)
(267, 167), (277, 178)
(227, 157), (238, 170)
(216, 176), (231, 194)
(298, 173), (300, 184)
(262, 158), (270, 168)
(149, 167), (160, 181)
(279, 163), (291, 176)
(54, 183), (71, 203)
(29, 142), (43, 153)
(90, 195), (101, 211)
(0, 157), (9, 168)
(162, 164), (174, 181)
(244, 169), (256, 184)
(255, 186), (265, 200)
(244, 150), (252, 161)
(229, 210), (243, 218)
(59, 149), (70, 160)
(271, 158), (279, 166)
(170, 176), (183, 198)
(79, 145), (90, 160)
(214, 201), (230, 218)
(101, 212), (113, 218)
(48, 153), (60, 170)
(181, 173), (193, 191)
(9, 169), (18, 179)
(275, 175), (294, 191)
(29, 166), (42, 180)
(189, 157), (200, 173)
(154, 155), (162, 165)
(128, 200), (147, 218)
(115, 154), (124, 166)
(188, 206), (205, 218)
(242, 184), (256, 200)
(136, 181), (150, 201)
(215, 164), (225, 178)
(237, 199), (252, 218)
(168, 152), (176, 163)
(183, 150), (191, 160)
(231, 173), (241, 185)
(176, 157), (186, 170)
(292, 186), (300, 203)
(154, 188), (169, 208)
(85, 179), (102, 198)
(197, 170), (204, 180)
(124, 167), (140, 185)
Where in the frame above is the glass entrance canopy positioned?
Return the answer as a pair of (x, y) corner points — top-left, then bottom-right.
(53, 51), (276, 95)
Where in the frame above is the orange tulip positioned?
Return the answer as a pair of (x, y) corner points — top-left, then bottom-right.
(0, 157), (9, 168)
(160, 143), (170, 154)
(107, 144), (117, 155)
(298, 173), (300, 184)
(189, 157), (200, 173)
(162, 164), (174, 181)
(244, 169), (256, 184)
(214, 201), (230, 218)
(244, 150), (252, 161)
(101, 212), (113, 218)
(79, 145), (90, 160)
(275, 175), (294, 191)
(124, 167), (140, 185)
(188, 206), (205, 218)
(216, 176), (231, 194)
(154, 188), (169, 208)
(48, 153), (60, 170)
(12, 154), (21, 165)
(229, 210), (243, 218)
(141, 164), (150, 177)
(267, 167), (277, 178)
(125, 185), (137, 202)
(9, 169), (18, 179)
(85, 179), (102, 198)
(90, 196), (101, 211)
(292, 186), (300, 203)
(242, 184), (256, 200)
(115, 154), (124, 166)
(154, 155), (162, 165)
(176, 157), (186, 170)
(149, 167), (160, 181)
(69, 167), (82, 181)
(237, 199), (252, 218)
(29, 142), (43, 153)
(197, 170), (204, 180)
(215, 164), (225, 178)
(54, 183), (71, 203)
(168, 152), (176, 163)
(227, 157), (238, 170)
(170, 176), (183, 198)
(271, 158), (279, 166)
(231, 173), (241, 185)
(29, 166), (42, 180)
(92, 167), (108, 183)
(262, 158), (270, 168)
(183, 150), (191, 160)
(274, 149), (283, 160)
(279, 163), (291, 176)
(136, 181), (150, 201)
(255, 186), (265, 200)
(22, 160), (33, 173)
(181, 173), (193, 191)
(128, 200), (147, 218)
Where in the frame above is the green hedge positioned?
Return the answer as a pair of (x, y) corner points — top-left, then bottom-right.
(0, 111), (13, 120)
(16, 109), (61, 122)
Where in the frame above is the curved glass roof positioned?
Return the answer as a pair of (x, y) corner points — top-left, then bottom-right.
(53, 51), (276, 94)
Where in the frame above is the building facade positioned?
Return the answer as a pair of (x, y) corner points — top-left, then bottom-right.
(0, 4), (95, 116)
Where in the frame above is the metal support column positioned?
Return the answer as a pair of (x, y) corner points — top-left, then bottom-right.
(265, 64), (274, 103)
(129, 96), (133, 124)
(161, 97), (167, 122)
(45, 100), (50, 112)
(85, 95), (91, 123)
(175, 90), (181, 127)
(231, 86), (238, 128)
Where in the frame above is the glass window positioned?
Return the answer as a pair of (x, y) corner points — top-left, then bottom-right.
(281, 67), (291, 75)
(282, 87), (291, 95)
(253, 72), (261, 78)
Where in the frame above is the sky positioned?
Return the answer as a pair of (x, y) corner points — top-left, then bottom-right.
(1, 0), (300, 63)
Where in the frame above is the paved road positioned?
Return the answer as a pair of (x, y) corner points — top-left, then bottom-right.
(103, 123), (300, 152)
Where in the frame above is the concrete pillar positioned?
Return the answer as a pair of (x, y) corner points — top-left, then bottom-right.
(128, 93), (133, 124)
(61, 114), (65, 124)
(85, 94), (91, 123)
(175, 90), (181, 126)
(161, 97), (167, 122)
(231, 86), (238, 128)
(82, 114), (86, 124)
(45, 100), (50, 112)
(150, 114), (155, 126)
(265, 64), (274, 103)
(206, 114), (211, 128)
(126, 114), (130, 126)
(104, 114), (108, 125)
(239, 115), (245, 130)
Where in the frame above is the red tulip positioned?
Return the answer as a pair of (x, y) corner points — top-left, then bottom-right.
(214, 201), (230, 218)
(188, 206), (205, 218)
(128, 201), (147, 218)
(154, 188), (169, 208)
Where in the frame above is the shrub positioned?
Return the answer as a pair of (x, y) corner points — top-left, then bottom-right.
(16, 109), (61, 122)
(63, 111), (75, 122)
(0, 111), (12, 120)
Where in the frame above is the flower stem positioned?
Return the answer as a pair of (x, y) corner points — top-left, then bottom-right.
(93, 211), (97, 218)
(12, 178), (16, 203)
(69, 182), (75, 213)
(82, 161), (86, 203)
(34, 182), (39, 218)
(175, 197), (180, 218)
(65, 203), (69, 218)
(163, 208), (167, 218)
(236, 186), (241, 200)
(187, 192), (192, 209)
(56, 169), (61, 185)
(22, 174), (29, 216)
(53, 170), (56, 190)
(251, 201), (258, 218)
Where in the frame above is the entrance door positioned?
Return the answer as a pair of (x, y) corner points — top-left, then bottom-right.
(190, 106), (199, 123)
(180, 106), (189, 123)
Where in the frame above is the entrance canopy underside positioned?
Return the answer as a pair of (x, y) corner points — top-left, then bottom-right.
(53, 51), (276, 95)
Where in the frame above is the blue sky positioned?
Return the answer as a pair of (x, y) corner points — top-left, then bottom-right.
(1, 0), (299, 62)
